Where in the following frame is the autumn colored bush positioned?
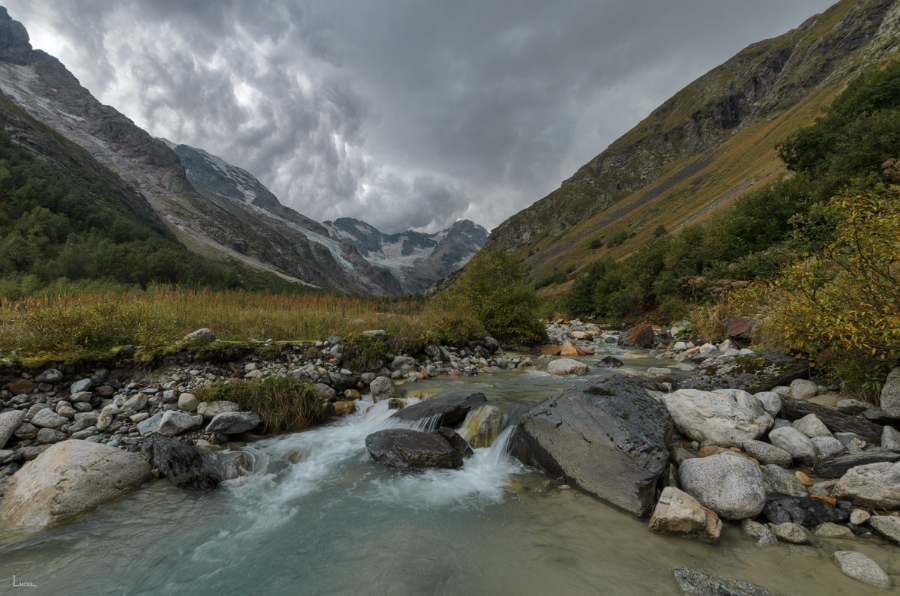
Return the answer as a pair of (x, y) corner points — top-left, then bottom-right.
(763, 188), (900, 395)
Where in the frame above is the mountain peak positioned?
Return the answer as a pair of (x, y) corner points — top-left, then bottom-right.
(0, 7), (30, 66)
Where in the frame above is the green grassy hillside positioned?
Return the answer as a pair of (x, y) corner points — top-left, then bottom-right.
(485, 0), (900, 287)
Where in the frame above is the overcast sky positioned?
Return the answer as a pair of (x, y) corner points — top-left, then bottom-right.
(8, 0), (835, 234)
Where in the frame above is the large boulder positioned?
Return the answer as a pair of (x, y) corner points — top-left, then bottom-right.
(546, 358), (588, 376)
(833, 461), (900, 509)
(675, 352), (808, 393)
(678, 452), (765, 520)
(139, 437), (220, 490)
(459, 405), (506, 448)
(0, 410), (26, 449)
(880, 367), (900, 418)
(510, 376), (672, 517)
(365, 428), (472, 469)
(0, 440), (152, 527)
(663, 389), (773, 447)
(648, 487), (721, 543)
(391, 392), (487, 429)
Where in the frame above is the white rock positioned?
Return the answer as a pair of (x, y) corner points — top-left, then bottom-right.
(678, 453), (766, 520)
(789, 379), (818, 401)
(547, 358), (588, 376)
(792, 414), (832, 438)
(832, 551), (890, 588)
(833, 461), (900, 509)
(0, 440), (151, 527)
(178, 393), (199, 411)
(663, 389), (773, 447)
(811, 436), (845, 460)
(768, 427), (817, 466)
(158, 411), (198, 437)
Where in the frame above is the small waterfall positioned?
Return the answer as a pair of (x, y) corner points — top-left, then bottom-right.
(482, 425), (516, 466)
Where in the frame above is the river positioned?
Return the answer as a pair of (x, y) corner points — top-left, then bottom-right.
(0, 349), (893, 595)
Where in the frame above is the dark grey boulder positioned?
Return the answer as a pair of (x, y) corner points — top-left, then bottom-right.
(510, 376), (672, 517)
(365, 428), (472, 469)
(781, 398), (883, 444)
(390, 392), (487, 429)
(673, 568), (780, 596)
(675, 352), (807, 393)
(813, 449), (900, 478)
(761, 496), (849, 528)
(139, 437), (220, 490)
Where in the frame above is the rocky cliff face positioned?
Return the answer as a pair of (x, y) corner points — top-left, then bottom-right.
(0, 7), (403, 296)
(486, 0), (900, 274)
(324, 218), (488, 293)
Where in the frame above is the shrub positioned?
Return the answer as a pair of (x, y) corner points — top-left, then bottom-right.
(605, 230), (629, 248)
(453, 247), (547, 346)
(195, 376), (330, 433)
(342, 331), (387, 370)
(764, 188), (900, 396)
(428, 314), (486, 348)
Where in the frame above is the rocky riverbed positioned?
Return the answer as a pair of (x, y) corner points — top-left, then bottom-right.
(1, 321), (899, 594)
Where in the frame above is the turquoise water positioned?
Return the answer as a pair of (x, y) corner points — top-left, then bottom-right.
(0, 351), (894, 595)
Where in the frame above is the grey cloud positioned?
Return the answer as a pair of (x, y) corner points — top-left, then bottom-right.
(6, 0), (836, 233)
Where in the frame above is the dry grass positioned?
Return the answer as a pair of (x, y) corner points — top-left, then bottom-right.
(0, 286), (472, 355)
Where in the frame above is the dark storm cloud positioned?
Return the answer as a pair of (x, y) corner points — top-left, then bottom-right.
(7, 0), (835, 233)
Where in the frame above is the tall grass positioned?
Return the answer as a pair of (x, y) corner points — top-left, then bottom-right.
(0, 285), (474, 355)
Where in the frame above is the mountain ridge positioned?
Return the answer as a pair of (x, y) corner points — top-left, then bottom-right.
(484, 0), (900, 283)
(0, 7), (404, 295)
